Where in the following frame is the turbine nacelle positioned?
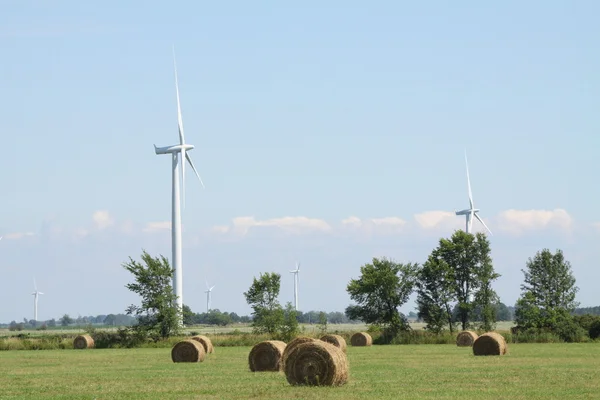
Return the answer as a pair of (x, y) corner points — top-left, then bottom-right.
(154, 143), (195, 155)
(455, 208), (479, 216)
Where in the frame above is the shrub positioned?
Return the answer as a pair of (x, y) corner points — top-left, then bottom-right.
(589, 320), (600, 340)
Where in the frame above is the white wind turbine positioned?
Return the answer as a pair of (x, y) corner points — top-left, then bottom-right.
(290, 262), (300, 311)
(454, 151), (492, 235)
(154, 48), (205, 324)
(205, 281), (215, 313)
(32, 278), (44, 323)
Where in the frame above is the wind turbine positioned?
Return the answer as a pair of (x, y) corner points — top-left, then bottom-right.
(205, 282), (215, 313)
(154, 47), (205, 325)
(290, 262), (300, 311)
(32, 278), (43, 323)
(454, 151), (492, 235)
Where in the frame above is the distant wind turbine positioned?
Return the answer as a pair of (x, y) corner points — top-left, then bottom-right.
(205, 282), (215, 313)
(454, 151), (492, 235)
(290, 262), (300, 311)
(154, 47), (205, 325)
(32, 278), (44, 323)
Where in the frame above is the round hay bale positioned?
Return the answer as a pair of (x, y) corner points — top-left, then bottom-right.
(73, 334), (95, 349)
(248, 340), (287, 372)
(284, 340), (349, 386)
(171, 339), (206, 363)
(282, 336), (316, 367)
(473, 332), (508, 356)
(319, 334), (347, 353)
(456, 330), (478, 347)
(191, 335), (214, 354)
(350, 332), (372, 347)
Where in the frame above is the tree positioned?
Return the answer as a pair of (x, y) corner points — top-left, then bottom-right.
(182, 304), (195, 326)
(278, 302), (300, 341)
(515, 249), (579, 332)
(317, 312), (328, 335)
(244, 272), (284, 335)
(423, 231), (499, 331)
(416, 254), (455, 334)
(123, 250), (180, 340)
(345, 257), (419, 340)
(60, 314), (73, 327)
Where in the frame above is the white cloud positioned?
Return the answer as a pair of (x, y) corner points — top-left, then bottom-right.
(2, 232), (35, 240)
(414, 211), (458, 229)
(340, 216), (407, 236)
(143, 221), (172, 233)
(496, 209), (573, 235)
(221, 216), (332, 236)
(92, 210), (115, 230)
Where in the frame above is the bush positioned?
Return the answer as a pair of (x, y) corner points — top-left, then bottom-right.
(553, 316), (588, 343)
(589, 320), (600, 340)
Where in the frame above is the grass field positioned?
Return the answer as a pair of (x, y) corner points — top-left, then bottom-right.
(1, 342), (599, 399)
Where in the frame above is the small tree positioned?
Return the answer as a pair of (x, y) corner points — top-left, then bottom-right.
(123, 250), (180, 340)
(345, 257), (419, 341)
(416, 254), (455, 334)
(182, 304), (195, 326)
(515, 249), (579, 333)
(244, 272), (284, 335)
(278, 302), (300, 342)
(60, 314), (73, 327)
(317, 312), (328, 335)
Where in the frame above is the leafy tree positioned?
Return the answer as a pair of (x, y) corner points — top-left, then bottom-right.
(244, 272), (284, 335)
(345, 257), (419, 340)
(182, 304), (195, 326)
(317, 311), (328, 335)
(515, 249), (579, 333)
(60, 314), (73, 327)
(123, 250), (180, 340)
(416, 254), (455, 334)
(425, 231), (499, 331)
(495, 302), (512, 321)
(278, 302), (300, 341)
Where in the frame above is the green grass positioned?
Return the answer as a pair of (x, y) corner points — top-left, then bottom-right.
(1, 343), (599, 399)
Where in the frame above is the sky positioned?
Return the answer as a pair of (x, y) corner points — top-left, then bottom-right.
(1, 1), (600, 323)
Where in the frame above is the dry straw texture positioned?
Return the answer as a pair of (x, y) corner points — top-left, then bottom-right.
(350, 332), (373, 347)
(73, 334), (95, 349)
(284, 340), (349, 386)
(320, 334), (347, 353)
(171, 340), (206, 363)
(473, 332), (508, 356)
(191, 335), (214, 354)
(282, 337), (316, 368)
(248, 340), (287, 372)
(456, 330), (479, 347)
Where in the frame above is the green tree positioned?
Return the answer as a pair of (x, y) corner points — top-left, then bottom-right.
(345, 257), (419, 340)
(515, 249), (579, 332)
(244, 272), (284, 335)
(278, 302), (300, 341)
(60, 314), (73, 327)
(317, 311), (328, 335)
(416, 254), (455, 334)
(123, 250), (180, 340)
(182, 304), (195, 326)
(426, 231), (499, 331)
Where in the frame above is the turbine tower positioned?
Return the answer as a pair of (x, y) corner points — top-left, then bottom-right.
(32, 278), (43, 323)
(205, 282), (215, 313)
(455, 151), (492, 235)
(290, 262), (300, 311)
(154, 48), (205, 324)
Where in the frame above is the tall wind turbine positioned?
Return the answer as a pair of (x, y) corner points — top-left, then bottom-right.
(154, 48), (205, 324)
(290, 262), (300, 311)
(205, 282), (215, 313)
(32, 278), (43, 323)
(455, 151), (492, 235)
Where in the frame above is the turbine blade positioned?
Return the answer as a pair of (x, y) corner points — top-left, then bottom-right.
(39, 292), (44, 295)
(475, 213), (493, 235)
(465, 150), (473, 209)
(173, 46), (185, 146)
(210, 285), (215, 290)
(186, 152), (205, 188)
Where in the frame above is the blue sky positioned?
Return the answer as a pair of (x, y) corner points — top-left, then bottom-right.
(1, 1), (599, 322)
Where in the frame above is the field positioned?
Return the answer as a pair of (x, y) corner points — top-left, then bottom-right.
(2, 342), (599, 399)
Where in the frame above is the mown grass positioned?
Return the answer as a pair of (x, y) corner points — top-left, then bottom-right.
(1, 343), (599, 399)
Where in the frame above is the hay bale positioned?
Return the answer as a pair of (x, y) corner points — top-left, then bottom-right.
(171, 339), (206, 363)
(282, 336), (316, 367)
(319, 334), (347, 353)
(73, 334), (95, 349)
(248, 340), (287, 372)
(350, 332), (372, 347)
(456, 330), (478, 347)
(284, 340), (349, 386)
(191, 335), (214, 354)
(473, 332), (508, 356)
